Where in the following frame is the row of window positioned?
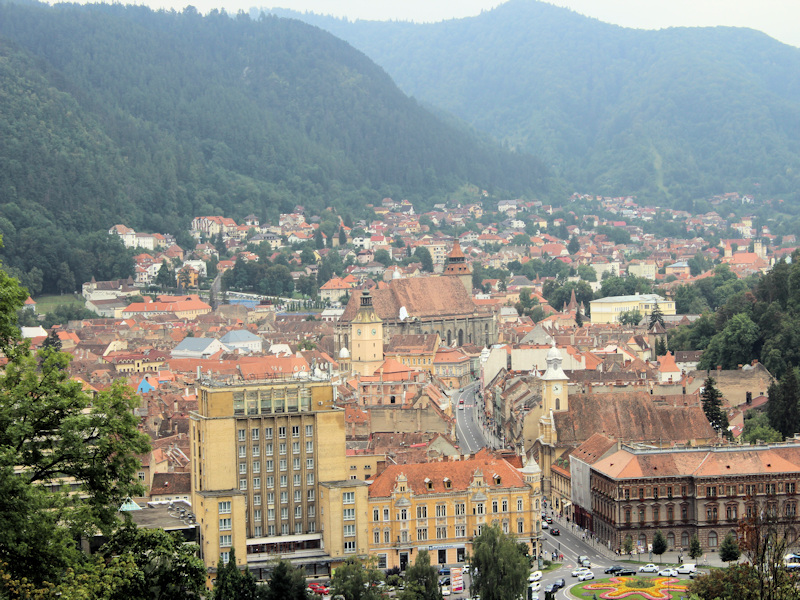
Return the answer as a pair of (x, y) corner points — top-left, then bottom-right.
(239, 473), (314, 490)
(238, 425), (314, 442)
(621, 481), (798, 501)
(238, 441), (314, 458)
(372, 520), (525, 544)
(372, 498), (525, 522)
(239, 457), (314, 472)
(246, 491), (316, 505)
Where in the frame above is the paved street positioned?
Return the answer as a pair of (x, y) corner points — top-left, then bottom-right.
(453, 382), (490, 453)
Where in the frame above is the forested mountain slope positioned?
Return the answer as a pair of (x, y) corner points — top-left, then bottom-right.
(0, 1), (550, 293)
(281, 0), (800, 206)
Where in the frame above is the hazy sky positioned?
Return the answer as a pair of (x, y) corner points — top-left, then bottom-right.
(148, 0), (798, 48)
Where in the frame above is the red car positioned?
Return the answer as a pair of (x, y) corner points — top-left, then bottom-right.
(308, 583), (329, 595)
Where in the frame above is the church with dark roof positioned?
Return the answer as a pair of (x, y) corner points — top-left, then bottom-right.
(335, 243), (497, 361)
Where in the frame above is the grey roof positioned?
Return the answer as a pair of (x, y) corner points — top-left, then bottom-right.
(172, 337), (220, 352)
(220, 329), (261, 343)
(591, 294), (666, 304)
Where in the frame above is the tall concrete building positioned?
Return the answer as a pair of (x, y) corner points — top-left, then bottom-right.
(190, 378), (369, 579)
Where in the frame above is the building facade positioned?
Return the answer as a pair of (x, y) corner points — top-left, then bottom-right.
(366, 450), (543, 570)
(590, 444), (800, 554)
(190, 377), (356, 579)
(589, 294), (676, 325)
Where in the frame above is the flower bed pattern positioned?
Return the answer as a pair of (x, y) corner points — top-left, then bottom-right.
(581, 576), (688, 599)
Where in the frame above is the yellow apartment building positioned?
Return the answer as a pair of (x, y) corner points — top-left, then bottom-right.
(365, 450), (542, 570)
(589, 293), (675, 324)
(191, 377), (360, 581)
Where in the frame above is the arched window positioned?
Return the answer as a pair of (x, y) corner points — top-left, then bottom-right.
(681, 531), (690, 548)
(458, 329), (464, 346)
(638, 533), (647, 546)
(555, 398), (560, 410)
(708, 531), (718, 547)
(667, 532), (675, 549)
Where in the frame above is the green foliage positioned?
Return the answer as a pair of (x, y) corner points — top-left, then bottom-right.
(576, 264), (596, 282)
(469, 525), (528, 600)
(299, 3), (800, 205)
(688, 564), (758, 600)
(0, 1), (552, 292)
(618, 310), (642, 326)
(689, 535), (703, 560)
(542, 280), (593, 315)
(399, 550), (442, 600)
(101, 523), (206, 600)
(741, 411), (782, 444)
(648, 302), (665, 328)
(719, 532), (741, 564)
(598, 275), (652, 298)
(652, 531), (667, 561)
(263, 559), (307, 600)
(374, 249), (392, 266)
(699, 313), (759, 371)
(414, 246), (434, 273)
(701, 376), (729, 436)
(567, 235), (580, 255)
(766, 368), (800, 440)
(330, 557), (384, 600)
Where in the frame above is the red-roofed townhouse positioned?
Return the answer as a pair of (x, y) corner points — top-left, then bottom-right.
(366, 449), (543, 569)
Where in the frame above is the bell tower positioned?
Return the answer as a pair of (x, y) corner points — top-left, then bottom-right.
(350, 290), (383, 376)
(444, 240), (472, 295)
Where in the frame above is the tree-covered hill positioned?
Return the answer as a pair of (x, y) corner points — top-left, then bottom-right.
(280, 0), (800, 207)
(0, 1), (551, 293)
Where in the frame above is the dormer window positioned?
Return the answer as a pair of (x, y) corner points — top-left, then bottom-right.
(444, 478), (452, 489)
(425, 477), (433, 490)
(493, 474), (501, 486)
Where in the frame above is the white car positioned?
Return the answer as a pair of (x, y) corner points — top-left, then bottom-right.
(659, 568), (678, 577)
(677, 563), (697, 574)
(541, 521), (549, 529)
(441, 585), (451, 596)
(639, 563), (659, 573)
(578, 571), (595, 581)
(529, 581), (541, 592)
(572, 566), (591, 577)
(529, 571), (542, 582)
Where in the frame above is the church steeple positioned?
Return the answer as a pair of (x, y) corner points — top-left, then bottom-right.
(444, 241), (472, 295)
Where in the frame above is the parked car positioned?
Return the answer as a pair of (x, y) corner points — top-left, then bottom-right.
(438, 577), (450, 587)
(639, 563), (659, 573)
(550, 528), (560, 536)
(677, 564), (697, 574)
(439, 567), (451, 576)
(689, 570), (705, 579)
(578, 571), (595, 581)
(659, 568), (678, 577)
(529, 571), (542, 582)
(604, 565), (624, 574)
(441, 585), (451, 596)
(572, 566), (591, 577)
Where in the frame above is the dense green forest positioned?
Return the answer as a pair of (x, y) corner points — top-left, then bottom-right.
(0, 1), (552, 293)
(284, 0), (800, 206)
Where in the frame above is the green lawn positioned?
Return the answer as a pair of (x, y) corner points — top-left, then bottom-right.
(33, 294), (85, 312)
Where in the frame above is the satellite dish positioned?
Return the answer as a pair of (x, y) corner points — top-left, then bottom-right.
(398, 306), (409, 321)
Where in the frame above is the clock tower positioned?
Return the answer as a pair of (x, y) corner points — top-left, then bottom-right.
(537, 340), (569, 503)
(350, 290), (383, 376)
